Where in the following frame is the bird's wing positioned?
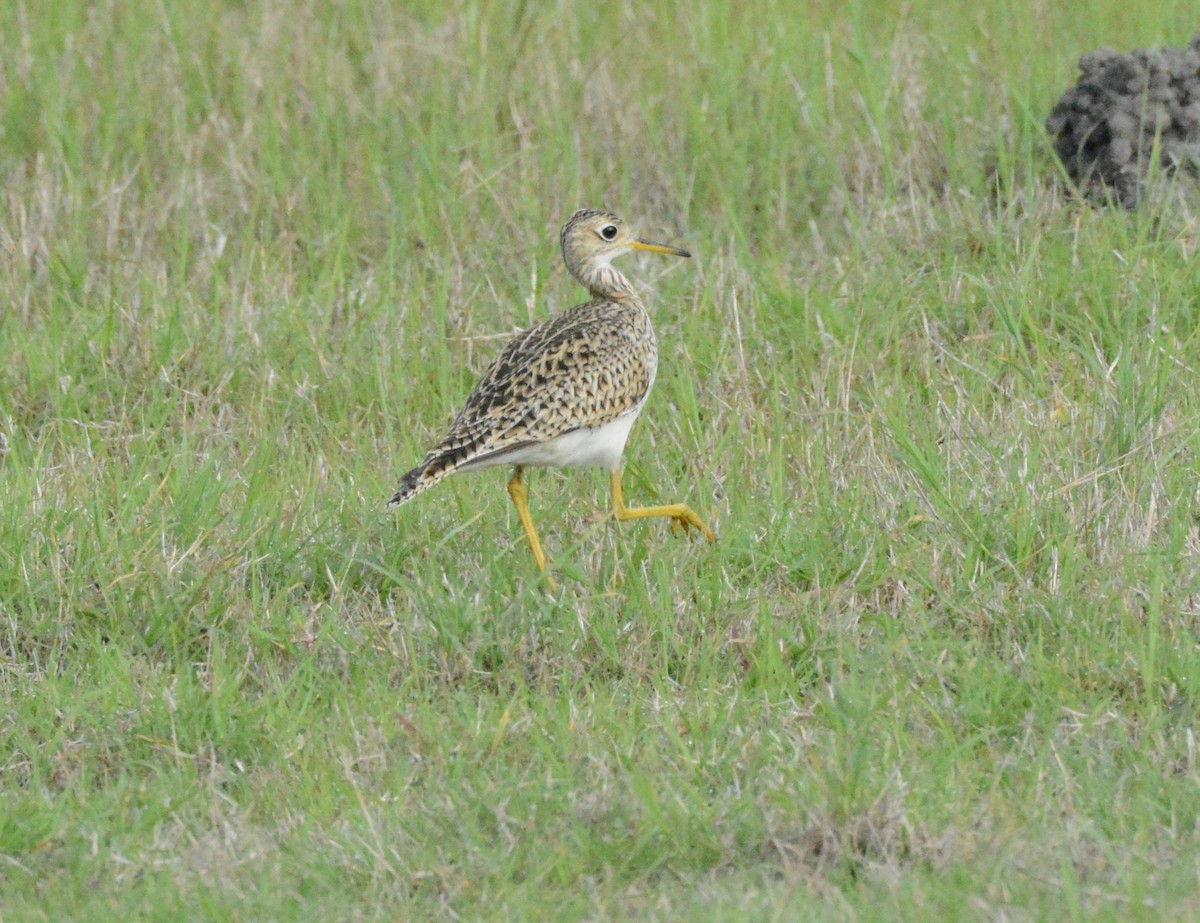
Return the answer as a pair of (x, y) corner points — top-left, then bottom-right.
(389, 304), (652, 504)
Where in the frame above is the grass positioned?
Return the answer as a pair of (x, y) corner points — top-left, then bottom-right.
(4, 0), (1200, 918)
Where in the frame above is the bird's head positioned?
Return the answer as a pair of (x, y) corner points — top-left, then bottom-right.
(560, 209), (690, 297)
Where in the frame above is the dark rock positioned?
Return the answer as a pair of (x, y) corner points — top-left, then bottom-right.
(1047, 33), (1200, 206)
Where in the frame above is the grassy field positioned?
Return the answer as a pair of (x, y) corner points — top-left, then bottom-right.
(4, 0), (1200, 918)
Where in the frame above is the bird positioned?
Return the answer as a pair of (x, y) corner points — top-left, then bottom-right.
(388, 208), (715, 586)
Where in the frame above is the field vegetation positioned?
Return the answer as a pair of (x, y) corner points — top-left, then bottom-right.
(3, 0), (1200, 918)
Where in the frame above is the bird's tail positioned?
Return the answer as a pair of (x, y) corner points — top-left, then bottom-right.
(387, 456), (459, 507)
(388, 463), (434, 507)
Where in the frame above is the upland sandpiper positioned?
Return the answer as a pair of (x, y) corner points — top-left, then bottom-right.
(388, 208), (715, 584)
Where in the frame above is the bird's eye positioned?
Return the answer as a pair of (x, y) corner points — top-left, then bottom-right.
(600, 225), (618, 241)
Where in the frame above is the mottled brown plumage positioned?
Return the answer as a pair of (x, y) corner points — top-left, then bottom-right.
(389, 208), (714, 585)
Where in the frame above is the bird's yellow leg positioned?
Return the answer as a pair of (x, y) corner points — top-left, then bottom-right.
(610, 469), (715, 543)
(507, 466), (557, 590)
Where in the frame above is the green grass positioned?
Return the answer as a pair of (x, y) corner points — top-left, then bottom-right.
(4, 0), (1200, 918)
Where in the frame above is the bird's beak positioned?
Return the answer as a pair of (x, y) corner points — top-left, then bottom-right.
(631, 238), (692, 259)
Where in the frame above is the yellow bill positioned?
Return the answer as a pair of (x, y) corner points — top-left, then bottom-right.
(631, 238), (691, 259)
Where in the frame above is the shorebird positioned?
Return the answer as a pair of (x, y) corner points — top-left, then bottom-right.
(388, 208), (715, 585)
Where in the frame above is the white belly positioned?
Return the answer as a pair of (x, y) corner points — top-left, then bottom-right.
(465, 410), (641, 473)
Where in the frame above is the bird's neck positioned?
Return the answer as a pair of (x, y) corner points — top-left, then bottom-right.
(577, 262), (638, 301)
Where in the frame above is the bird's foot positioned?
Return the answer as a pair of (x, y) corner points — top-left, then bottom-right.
(668, 508), (716, 543)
